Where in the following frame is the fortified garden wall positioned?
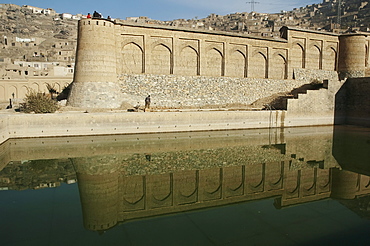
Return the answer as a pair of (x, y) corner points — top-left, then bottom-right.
(68, 18), (370, 109)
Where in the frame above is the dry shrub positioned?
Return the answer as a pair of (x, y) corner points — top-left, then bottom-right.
(23, 89), (59, 113)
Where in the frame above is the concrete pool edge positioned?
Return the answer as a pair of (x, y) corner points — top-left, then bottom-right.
(0, 109), (338, 144)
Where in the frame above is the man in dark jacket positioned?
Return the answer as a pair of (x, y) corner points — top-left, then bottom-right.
(144, 95), (151, 112)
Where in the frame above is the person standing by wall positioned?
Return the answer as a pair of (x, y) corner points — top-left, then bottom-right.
(144, 95), (151, 112)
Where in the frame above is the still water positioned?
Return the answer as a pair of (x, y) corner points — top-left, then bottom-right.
(0, 125), (369, 245)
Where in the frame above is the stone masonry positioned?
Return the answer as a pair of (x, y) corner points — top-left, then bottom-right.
(68, 19), (370, 109)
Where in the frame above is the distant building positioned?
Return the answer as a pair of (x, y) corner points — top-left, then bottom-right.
(23, 5), (56, 15)
(60, 13), (73, 19)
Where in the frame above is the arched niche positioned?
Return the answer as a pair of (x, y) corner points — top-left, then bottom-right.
(307, 44), (321, 70)
(270, 52), (287, 79)
(228, 49), (246, 78)
(291, 42), (305, 69)
(177, 45), (199, 76)
(324, 46), (337, 71)
(122, 42), (144, 74)
(149, 43), (172, 75)
(250, 51), (267, 79)
(204, 47), (223, 77)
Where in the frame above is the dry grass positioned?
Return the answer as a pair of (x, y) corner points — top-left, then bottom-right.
(22, 90), (59, 113)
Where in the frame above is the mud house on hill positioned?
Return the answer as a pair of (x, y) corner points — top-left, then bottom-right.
(68, 18), (369, 110)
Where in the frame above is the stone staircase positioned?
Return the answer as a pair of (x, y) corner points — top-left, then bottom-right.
(286, 79), (345, 118)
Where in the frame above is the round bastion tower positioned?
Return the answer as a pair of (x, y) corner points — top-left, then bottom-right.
(331, 169), (361, 200)
(338, 33), (367, 80)
(68, 19), (120, 108)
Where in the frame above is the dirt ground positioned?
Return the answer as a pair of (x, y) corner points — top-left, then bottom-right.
(1, 82), (322, 113)
(0, 91), (290, 113)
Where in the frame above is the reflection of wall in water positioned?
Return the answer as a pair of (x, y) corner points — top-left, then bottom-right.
(331, 169), (370, 200)
(73, 156), (121, 231)
(0, 159), (77, 190)
(73, 151), (370, 232)
(2, 126), (368, 231)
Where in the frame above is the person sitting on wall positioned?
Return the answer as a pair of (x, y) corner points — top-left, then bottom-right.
(93, 11), (101, 18)
(144, 95), (151, 112)
(86, 13), (91, 18)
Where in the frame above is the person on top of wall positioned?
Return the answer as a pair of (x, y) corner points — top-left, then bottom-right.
(93, 11), (101, 18)
(86, 13), (91, 18)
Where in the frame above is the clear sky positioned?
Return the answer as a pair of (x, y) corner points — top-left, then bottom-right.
(6, 0), (320, 21)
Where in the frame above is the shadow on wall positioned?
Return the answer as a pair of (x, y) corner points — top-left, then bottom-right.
(255, 81), (324, 110)
(334, 78), (370, 127)
(333, 78), (370, 176)
(334, 80), (347, 126)
(57, 83), (73, 101)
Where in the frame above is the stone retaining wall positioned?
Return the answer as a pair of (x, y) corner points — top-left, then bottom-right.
(118, 74), (311, 109)
(69, 69), (340, 109)
(293, 68), (338, 82)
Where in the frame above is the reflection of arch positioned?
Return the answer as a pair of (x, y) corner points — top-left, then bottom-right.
(202, 168), (222, 200)
(122, 42), (144, 74)
(149, 174), (173, 208)
(267, 162), (284, 190)
(177, 170), (199, 199)
(250, 51), (268, 78)
(302, 169), (317, 196)
(178, 45), (199, 76)
(285, 170), (300, 197)
(364, 176), (370, 189)
(318, 169), (331, 190)
(291, 42), (305, 69)
(122, 176), (145, 205)
(150, 43), (172, 75)
(225, 166), (244, 195)
(246, 163), (265, 193)
(229, 49), (246, 78)
(204, 47), (223, 77)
